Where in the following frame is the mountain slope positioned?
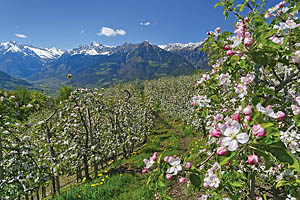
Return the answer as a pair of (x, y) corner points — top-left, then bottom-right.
(0, 70), (32, 90)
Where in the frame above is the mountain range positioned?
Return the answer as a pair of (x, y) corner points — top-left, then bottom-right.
(0, 40), (208, 92)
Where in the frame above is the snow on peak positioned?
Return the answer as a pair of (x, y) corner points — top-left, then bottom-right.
(24, 46), (64, 59)
(68, 42), (115, 56)
(158, 42), (203, 51)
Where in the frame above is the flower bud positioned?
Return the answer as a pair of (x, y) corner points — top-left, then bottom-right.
(164, 156), (170, 163)
(227, 50), (234, 56)
(173, 155), (177, 159)
(245, 115), (251, 122)
(142, 168), (148, 174)
(244, 17), (249, 23)
(276, 111), (285, 120)
(186, 162), (192, 169)
(248, 154), (259, 164)
(265, 13), (272, 18)
(226, 161), (230, 166)
(243, 105), (252, 115)
(215, 27), (221, 32)
(231, 113), (241, 123)
(179, 177), (187, 183)
(224, 45), (230, 50)
(252, 124), (266, 137)
(216, 147), (227, 156)
(210, 129), (221, 138)
(166, 174), (172, 181)
(266, 105), (273, 109)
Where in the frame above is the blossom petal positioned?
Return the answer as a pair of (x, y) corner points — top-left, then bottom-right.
(228, 140), (238, 151)
(237, 132), (249, 144)
(177, 165), (182, 172)
(223, 127), (234, 136)
(167, 167), (175, 174)
(221, 137), (232, 147)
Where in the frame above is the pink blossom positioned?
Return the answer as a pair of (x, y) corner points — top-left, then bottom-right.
(166, 174), (172, 181)
(173, 155), (177, 159)
(244, 17), (249, 23)
(142, 168), (148, 174)
(245, 115), (251, 122)
(291, 105), (300, 115)
(216, 147), (227, 156)
(186, 162), (192, 169)
(248, 154), (259, 164)
(179, 177), (187, 183)
(210, 129), (221, 138)
(227, 50), (234, 56)
(278, 1), (286, 8)
(276, 111), (285, 120)
(252, 124), (266, 137)
(224, 45), (230, 50)
(266, 105), (273, 109)
(215, 27), (221, 32)
(265, 12), (272, 18)
(231, 113), (241, 123)
(152, 152), (158, 161)
(243, 105), (252, 115)
(164, 156), (170, 163)
(206, 31), (211, 35)
(244, 37), (254, 47)
(226, 161), (230, 166)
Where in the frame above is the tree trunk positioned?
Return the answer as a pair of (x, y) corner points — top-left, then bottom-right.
(42, 186), (46, 198)
(249, 172), (255, 200)
(0, 128), (3, 180)
(83, 155), (90, 180)
(36, 188), (40, 200)
(56, 176), (60, 194)
(25, 194), (29, 200)
(51, 176), (56, 194)
(87, 108), (98, 178)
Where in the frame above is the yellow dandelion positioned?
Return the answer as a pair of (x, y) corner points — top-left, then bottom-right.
(98, 173), (103, 177)
(101, 178), (105, 182)
(100, 182), (103, 184)
(82, 177), (86, 183)
(91, 184), (97, 187)
(104, 170), (108, 173)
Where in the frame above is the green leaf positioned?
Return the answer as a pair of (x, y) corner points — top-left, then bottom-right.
(220, 151), (237, 166)
(276, 180), (288, 189)
(189, 173), (201, 188)
(261, 122), (273, 129)
(251, 52), (268, 66)
(230, 181), (242, 187)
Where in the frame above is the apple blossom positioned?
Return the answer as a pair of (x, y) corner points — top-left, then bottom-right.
(276, 111), (285, 120)
(216, 147), (227, 156)
(291, 105), (300, 115)
(220, 120), (249, 151)
(142, 168), (148, 174)
(179, 177), (187, 183)
(164, 156), (170, 163)
(210, 129), (221, 138)
(167, 156), (182, 175)
(243, 105), (252, 115)
(252, 124), (266, 137)
(227, 50), (234, 56)
(231, 113), (241, 122)
(186, 162), (192, 169)
(248, 154), (259, 164)
(166, 174), (172, 181)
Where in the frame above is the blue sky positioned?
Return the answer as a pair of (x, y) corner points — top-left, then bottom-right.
(0, 0), (276, 49)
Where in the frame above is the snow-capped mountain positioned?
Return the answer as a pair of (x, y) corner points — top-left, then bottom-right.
(158, 42), (203, 51)
(67, 41), (115, 56)
(0, 41), (65, 61)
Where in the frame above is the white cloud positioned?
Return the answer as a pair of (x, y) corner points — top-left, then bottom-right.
(140, 21), (151, 26)
(15, 33), (27, 38)
(97, 27), (126, 37)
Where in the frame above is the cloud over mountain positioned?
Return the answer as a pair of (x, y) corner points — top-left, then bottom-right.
(97, 27), (126, 37)
(15, 33), (27, 38)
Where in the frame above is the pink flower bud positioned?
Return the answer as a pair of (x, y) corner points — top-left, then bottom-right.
(227, 50), (234, 56)
(215, 27), (221, 32)
(210, 129), (221, 138)
(244, 37), (254, 47)
(226, 161), (230, 166)
(231, 113), (241, 123)
(224, 45), (230, 50)
(265, 13), (272, 18)
(244, 17), (249, 23)
(191, 102), (195, 106)
(186, 162), (192, 169)
(279, 1), (285, 8)
(248, 154), (259, 165)
(179, 177), (187, 183)
(276, 111), (285, 120)
(291, 105), (300, 115)
(252, 124), (266, 137)
(243, 105), (252, 115)
(245, 115), (251, 122)
(197, 108), (201, 111)
(216, 147), (227, 156)
(266, 105), (273, 109)
(142, 168), (148, 174)
(204, 38), (208, 42)
(173, 155), (177, 159)
(206, 31), (211, 35)
(164, 156), (170, 163)
(244, 32), (251, 38)
(166, 174), (172, 181)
